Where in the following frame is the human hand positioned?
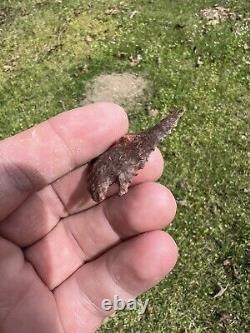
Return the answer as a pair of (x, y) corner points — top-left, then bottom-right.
(0, 103), (178, 333)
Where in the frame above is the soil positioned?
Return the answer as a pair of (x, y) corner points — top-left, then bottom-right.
(81, 73), (150, 111)
(200, 6), (236, 25)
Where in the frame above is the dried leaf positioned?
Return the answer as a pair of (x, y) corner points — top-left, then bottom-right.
(214, 283), (229, 298)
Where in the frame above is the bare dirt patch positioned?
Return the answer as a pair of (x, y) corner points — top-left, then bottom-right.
(200, 6), (236, 25)
(81, 73), (150, 111)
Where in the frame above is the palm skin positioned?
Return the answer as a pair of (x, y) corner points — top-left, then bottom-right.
(0, 103), (178, 333)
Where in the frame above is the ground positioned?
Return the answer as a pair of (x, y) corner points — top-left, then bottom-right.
(82, 73), (149, 109)
(0, 1), (249, 332)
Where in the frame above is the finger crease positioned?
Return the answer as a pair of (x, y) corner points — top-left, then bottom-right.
(65, 222), (88, 262)
(47, 120), (77, 172)
(77, 284), (111, 318)
(49, 184), (70, 218)
(106, 256), (135, 298)
(0, 153), (35, 193)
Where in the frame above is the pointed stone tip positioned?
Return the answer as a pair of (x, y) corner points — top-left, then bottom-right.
(162, 108), (185, 126)
(173, 108), (186, 119)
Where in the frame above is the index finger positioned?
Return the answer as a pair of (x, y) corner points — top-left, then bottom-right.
(0, 102), (128, 221)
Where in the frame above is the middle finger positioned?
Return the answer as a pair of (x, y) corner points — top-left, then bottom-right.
(25, 182), (177, 289)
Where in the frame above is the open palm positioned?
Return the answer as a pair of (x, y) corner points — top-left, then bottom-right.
(0, 103), (178, 333)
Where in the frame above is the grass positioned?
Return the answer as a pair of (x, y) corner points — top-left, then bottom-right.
(0, 0), (249, 332)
